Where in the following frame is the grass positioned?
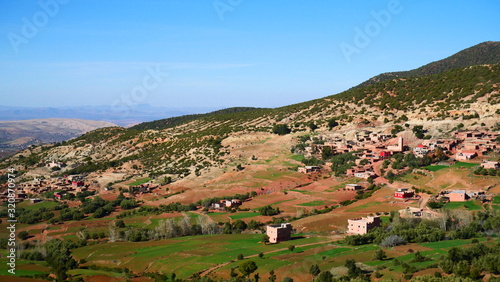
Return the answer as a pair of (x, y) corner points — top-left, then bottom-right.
(72, 233), (329, 279)
(17, 200), (58, 211)
(452, 162), (479, 168)
(424, 165), (449, 172)
(128, 177), (151, 186)
(444, 201), (483, 210)
(298, 200), (332, 207)
(290, 154), (305, 162)
(493, 196), (500, 204)
(229, 212), (260, 220)
(346, 201), (381, 212)
(289, 189), (314, 195)
(419, 239), (472, 249)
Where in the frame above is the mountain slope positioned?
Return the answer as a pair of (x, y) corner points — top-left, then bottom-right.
(3, 63), (498, 180)
(354, 41), (500, 89)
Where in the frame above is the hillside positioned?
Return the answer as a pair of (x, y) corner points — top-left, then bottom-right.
(354, 41), (500, 89)
(1, 43), (500, 282)
(2, 63), (499, 181)
(0, 118), (116, 158)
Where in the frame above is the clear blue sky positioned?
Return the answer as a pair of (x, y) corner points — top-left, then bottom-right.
(1, 0), (499, 110)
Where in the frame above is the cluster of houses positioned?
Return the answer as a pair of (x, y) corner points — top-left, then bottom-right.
(296, 129), (500, 180)
(0, 174), (97, 203)
(210, 199), (243, 211)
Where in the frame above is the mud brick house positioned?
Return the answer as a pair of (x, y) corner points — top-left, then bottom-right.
(348, 216), (381, 235)
(345, 184), (363, 191)
(266, 223), (292, 243)
(448, 190), (469, 202)
(298, 166), (321, 173)
(481, 160), (500, 169)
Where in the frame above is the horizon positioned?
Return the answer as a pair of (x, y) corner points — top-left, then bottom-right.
(1, 1), (499, 112)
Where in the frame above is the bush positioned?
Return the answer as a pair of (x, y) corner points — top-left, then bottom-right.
(379, 235), (406, 247)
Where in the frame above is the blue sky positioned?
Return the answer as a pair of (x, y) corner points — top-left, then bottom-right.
(0, 0), (499, 110)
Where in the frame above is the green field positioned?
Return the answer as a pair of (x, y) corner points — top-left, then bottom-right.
(424, 165), (449, 172)
(444, 201), (483, 210)
(346, 201), (382, 212)
(298, 200), (332, 207)
(229, 212), (260, 220)
(17, 200), (58, 211)
(290, 154), (305, 162)
(493, 196), (500, 204)
(71, 233), (330, 279)
(452, 162), (479, 168)
(128, 178), (152, 186)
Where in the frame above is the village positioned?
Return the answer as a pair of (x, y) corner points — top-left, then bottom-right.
(2, 129), (499, 245)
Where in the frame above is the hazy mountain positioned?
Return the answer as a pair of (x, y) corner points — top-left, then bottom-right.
(0, 104), (219, 127)
(0, 118), (117, 158)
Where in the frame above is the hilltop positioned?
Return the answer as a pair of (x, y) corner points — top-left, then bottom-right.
(354, 41), (500, 89)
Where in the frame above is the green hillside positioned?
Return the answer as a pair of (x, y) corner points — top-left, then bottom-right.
(354, 41), (500, 89)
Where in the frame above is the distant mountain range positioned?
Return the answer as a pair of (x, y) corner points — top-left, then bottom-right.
(0, 104), (220, 127)
(0, 118), (117, 158)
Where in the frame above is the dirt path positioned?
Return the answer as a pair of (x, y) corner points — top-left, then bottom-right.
(199, 237), (342, 277)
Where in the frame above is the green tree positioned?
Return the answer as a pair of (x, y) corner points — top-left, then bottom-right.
(315, 271), (333, 282)
(309, 264), (321, 278)
(268, 270), (277, 282)
(115, 219), (125, 228)
(258, 252), (264, 259)
(373, 249), (387, 261)
(237, 253), (244, 260)
(239, 260), (258, 278)
(45, 239), (78, 281)
(288, 245), (295, 252)
(18, 231), (29, 240)
(262, 234), (270, 245)
(308, 121), (318, 131)
(272, 124), (291, 135)
(327, 118), (339, 129)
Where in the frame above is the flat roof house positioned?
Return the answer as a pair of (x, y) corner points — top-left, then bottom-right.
(348, 216), (381, 235)
(266, 223), (292, 243)
(448, 190), (469, 202)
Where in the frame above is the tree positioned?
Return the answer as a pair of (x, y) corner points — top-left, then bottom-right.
(258, 252), (264, 259)
(345, 259), (362, 278)
(309, 264), (321, 278)
(239, 260), (258, 278)
(373, 249), (387, 261)
(315, 271), (333, 282)
(262, 234), (270, 245)
(327, 118), (338, 129)
(308, 121), (318, 131)
(237, 253), (244, 260)
(288, 245), (295, 252)
(115, 219), (125, 228)
(282, 277), (294, 282)
(268, 270), (277, 282)
(18, 231), (29, 240)
(272, 124), (291, 135)
(232, 220), (247, 232)
(45, 239), (78, 281)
